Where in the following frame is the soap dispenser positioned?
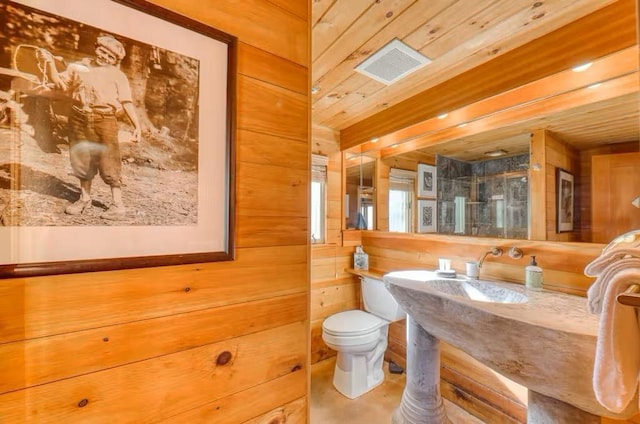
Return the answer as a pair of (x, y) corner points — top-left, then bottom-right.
(525, 255), (543, 290)
(354, 245), (369, 271)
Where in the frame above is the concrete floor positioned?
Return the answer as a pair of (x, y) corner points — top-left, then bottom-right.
(310, 357), (484, 423)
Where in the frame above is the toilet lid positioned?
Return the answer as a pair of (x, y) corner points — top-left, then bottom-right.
(323, 310), (384, 335)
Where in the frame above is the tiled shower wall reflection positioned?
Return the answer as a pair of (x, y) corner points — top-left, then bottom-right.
(437, 154), (529, 239)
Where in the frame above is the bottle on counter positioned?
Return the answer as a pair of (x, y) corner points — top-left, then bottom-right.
(525, 255), (543, 290)
(354, 245), (369, 271)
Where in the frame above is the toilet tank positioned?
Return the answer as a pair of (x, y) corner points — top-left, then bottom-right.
(361, 276), (406, 321)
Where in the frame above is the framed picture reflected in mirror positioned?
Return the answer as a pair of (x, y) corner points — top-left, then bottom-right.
(556, 168), (574, 233)
(417, 164), (437, 198)
(417, 199), (437, 233)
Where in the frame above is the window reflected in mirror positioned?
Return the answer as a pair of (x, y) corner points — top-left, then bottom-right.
(389, 168), (416, 232)
(345, 158), (375, 230)
(311, 154), (328, 244)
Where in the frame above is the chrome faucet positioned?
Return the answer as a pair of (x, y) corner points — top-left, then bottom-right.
(478, 247), (503, 268)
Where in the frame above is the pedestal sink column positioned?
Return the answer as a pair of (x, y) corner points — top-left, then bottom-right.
(392, 316), (448, 424)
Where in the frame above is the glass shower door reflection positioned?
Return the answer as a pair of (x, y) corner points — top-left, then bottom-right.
(505, 173), (528, 239)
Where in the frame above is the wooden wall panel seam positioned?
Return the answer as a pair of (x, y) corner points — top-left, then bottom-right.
(237, 42), (308, 95)
(237, 75), (309, 142)
(240, 396), (307, 424)
(235, 217), (308, 248)
(157, 373), (306, 423)
(236, 163), (309, 217)
(235, 125), (309, 145)
(237, 129), (308, 169)
(149, 0), (308, 66)
(264, 0), (309, 21)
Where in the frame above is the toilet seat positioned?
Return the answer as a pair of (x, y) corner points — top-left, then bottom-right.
(322, 310), (385, 336)
(322, 310), (387, 348)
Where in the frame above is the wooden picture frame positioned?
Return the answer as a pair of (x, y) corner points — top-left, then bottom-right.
(417, 163), (437, 198)
(417, 199), (437, 233)
(556, 168), (574, 233)
(0, 0), (237, 278)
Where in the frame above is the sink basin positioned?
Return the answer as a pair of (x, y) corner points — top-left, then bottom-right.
(383, 269), (527, 303)
(384, 270), (527, 303)
(429, 279), (527, 304)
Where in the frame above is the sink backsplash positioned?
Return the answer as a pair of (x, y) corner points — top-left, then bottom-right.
(361, 231), (601, 295)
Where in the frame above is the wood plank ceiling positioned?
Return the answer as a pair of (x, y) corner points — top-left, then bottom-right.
(311, 0), (639, 161)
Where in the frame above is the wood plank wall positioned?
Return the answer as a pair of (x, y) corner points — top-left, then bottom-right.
(310, 124), (360, 365)
(0, 1), (311, 422)
(541, 130), (581, 242)
(377, 155), (390, 232)
(534, 132), (639, 243)
(530, 129), (581, 242)
(578, 141), (639, 242)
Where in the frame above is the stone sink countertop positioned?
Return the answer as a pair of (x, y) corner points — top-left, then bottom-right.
(383, 270), (600, 337)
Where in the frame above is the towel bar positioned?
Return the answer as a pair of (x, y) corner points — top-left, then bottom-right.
(617, 284), (640, 307)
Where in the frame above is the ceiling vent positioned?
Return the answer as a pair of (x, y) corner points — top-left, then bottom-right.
(355, 38), (431, 85)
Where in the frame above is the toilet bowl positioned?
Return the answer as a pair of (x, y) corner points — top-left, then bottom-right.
(322, 309), (389, 398)
(322, 276), (405, 399)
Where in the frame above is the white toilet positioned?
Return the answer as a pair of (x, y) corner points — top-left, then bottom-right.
(322, 276), (406, 399)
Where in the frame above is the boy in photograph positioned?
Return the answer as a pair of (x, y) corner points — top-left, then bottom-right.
(42, 34), (140, 220)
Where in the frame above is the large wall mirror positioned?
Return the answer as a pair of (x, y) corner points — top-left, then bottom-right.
(338, 2), (639, 244)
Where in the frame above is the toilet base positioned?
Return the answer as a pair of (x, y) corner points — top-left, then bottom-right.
(330, 327), (388, 399)
(333, 354), (385, 399)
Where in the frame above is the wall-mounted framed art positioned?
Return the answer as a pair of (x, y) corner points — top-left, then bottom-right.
(0, 0), (237, 278)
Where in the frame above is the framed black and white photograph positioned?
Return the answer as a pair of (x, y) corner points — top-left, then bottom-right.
(0, 0), (236, 278)
(417, 163), (437, 198)
(417, 199), (437, 233)
(556, 168), (574, 233)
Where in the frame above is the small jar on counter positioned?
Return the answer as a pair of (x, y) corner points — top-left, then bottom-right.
(354, 245), (369, 271)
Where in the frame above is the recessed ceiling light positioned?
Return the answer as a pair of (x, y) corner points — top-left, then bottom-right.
(370, 137), (379, 143)
(311, 85), (320, 94)
(485, 149), (507, 157)
(572, 62), (592, 72)
(457, 122), (467, 128)
(390, 144), (398, 148)
(437, 113), (448, 119)
(588, 83), (602, 89)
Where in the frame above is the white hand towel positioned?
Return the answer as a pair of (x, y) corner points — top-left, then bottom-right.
(586, 255), (640, 314)
(590, 267), (640, 413)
